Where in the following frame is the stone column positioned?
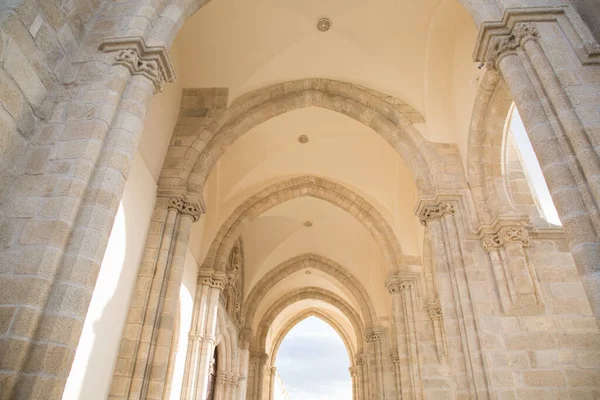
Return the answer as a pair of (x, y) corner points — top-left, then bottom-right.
(247, 353), (268, 400)
(237, 329), (252, 400)
(475, 11), (600, 325)
(349, 366), (358, 400)
(0, 36), (174, 398)
(355, 353), (369, 400)
(386, 277), (423, 400)
(390, 351), (402, 400)
(214, 372), (226, 400)
(180, 272), (225, 400)
(418, 201), (490, 399)
(482, 223), (544, 314)
(266, 366), (277, 400)
(111, 197), (202, 399)
(366, 330), (387, 399)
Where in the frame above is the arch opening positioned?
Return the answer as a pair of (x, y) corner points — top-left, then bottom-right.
(504, 105), (561, 226)
(274, 316), (352, 400)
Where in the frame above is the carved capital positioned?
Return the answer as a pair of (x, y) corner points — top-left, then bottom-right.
(390, 350), (400, 364)
(498, 226), (530, 247)
(418, 202), (455, 226)
(386, 277), (413, 294)
(483, 22), (539, 68)
(482, 225), (530, 251)
(355, 354), (365, 365)
(99, 37), (176, 92)
(239, 327), (253, 344)
(169, 197), (202, 222)
(366, 330), (384, 343)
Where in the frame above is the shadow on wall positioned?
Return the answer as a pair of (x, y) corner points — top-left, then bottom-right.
(63, 153), (157, 400)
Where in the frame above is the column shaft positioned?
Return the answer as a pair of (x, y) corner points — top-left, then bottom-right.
(498, 50), (600, 323)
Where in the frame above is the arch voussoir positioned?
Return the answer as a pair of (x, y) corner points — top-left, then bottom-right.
(157, 78), (439, 197)
(242, 253), (377, 329)
(201, 176), (404, 273)
(254, 287), (365, 353)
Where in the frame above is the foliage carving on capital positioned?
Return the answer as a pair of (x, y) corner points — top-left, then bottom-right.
(482, 226), (530, 252)
(99, 37), (176, 92)
(485, 22), (539, 68)
(239, 327), (253, 344)
(386, 277), (413, 294)
(418, 202), (455, 226)
(169, 197), (202, 222)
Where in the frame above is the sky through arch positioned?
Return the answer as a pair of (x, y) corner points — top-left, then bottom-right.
(275, 316), (352, 400)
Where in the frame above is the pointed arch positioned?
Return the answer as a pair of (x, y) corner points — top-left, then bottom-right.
(242, 254), (376, 328)
(201, 176), (404, 272)
(157, 78), (441, 195)
(467, 70), (522, 224)
(254, 287), (365, 353)
(270, 309), (355, 368)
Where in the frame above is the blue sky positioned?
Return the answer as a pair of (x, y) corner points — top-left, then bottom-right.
(275, 316), (352, 399)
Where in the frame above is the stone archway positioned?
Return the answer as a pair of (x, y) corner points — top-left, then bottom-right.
(157, 78), (439, 195)
(242, 253), (377, 329)
(467, 70), (521, 224)
(201, 175), (405, 272)
(247, 287), (368, 400)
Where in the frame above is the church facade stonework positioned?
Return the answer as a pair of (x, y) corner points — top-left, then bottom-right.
(0, 1), (599, 399)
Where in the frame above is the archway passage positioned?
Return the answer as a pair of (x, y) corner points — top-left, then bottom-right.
(274, 316), (352, 400)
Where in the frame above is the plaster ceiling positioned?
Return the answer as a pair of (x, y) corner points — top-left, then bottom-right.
(173, 0), (481, 331)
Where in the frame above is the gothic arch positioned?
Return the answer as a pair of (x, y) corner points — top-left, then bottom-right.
(179, 79), (436, 195)
(242, 253), (377, 328)
(254, 287), (365, 353)
(268, 309), (356, 368)
(201, 176), (405, 272)
(467, 70), (522, 225)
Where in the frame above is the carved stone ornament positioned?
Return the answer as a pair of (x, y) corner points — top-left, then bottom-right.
(482, 226), (530, 251)
(239, 327), (253, 344)
(366, 331), (383, 343)
(427, 299), (443, 320)
(198, 272), (227, 290)
(485, 23), (539, 68)
(418, 202), (455, 226)
(99, 37), (176, 92)
(386, 278), (413, 294)
(390, 350), (400, 364)
(168, 197), (202, 222)
(355, 354), (365, 365)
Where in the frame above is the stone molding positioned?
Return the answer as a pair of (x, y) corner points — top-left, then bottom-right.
(366, 330), (385, 343)
(390, 350), (400, 364)
(242, 253), (377, 328)
(482, 225), (531, 251)
(99, 36), (176, 92)
(197, 270), (227, 289)
(418, 202), (455, 226)
(426, 299), (443, 320)
(239, 327), (253, 345)
(168, 197), (203, 222)
(385, 277), (414, 294)
(474, 6), (600, 67)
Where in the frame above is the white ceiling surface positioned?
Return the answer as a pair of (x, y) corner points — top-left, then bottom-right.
(175, 0), (481, 329)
